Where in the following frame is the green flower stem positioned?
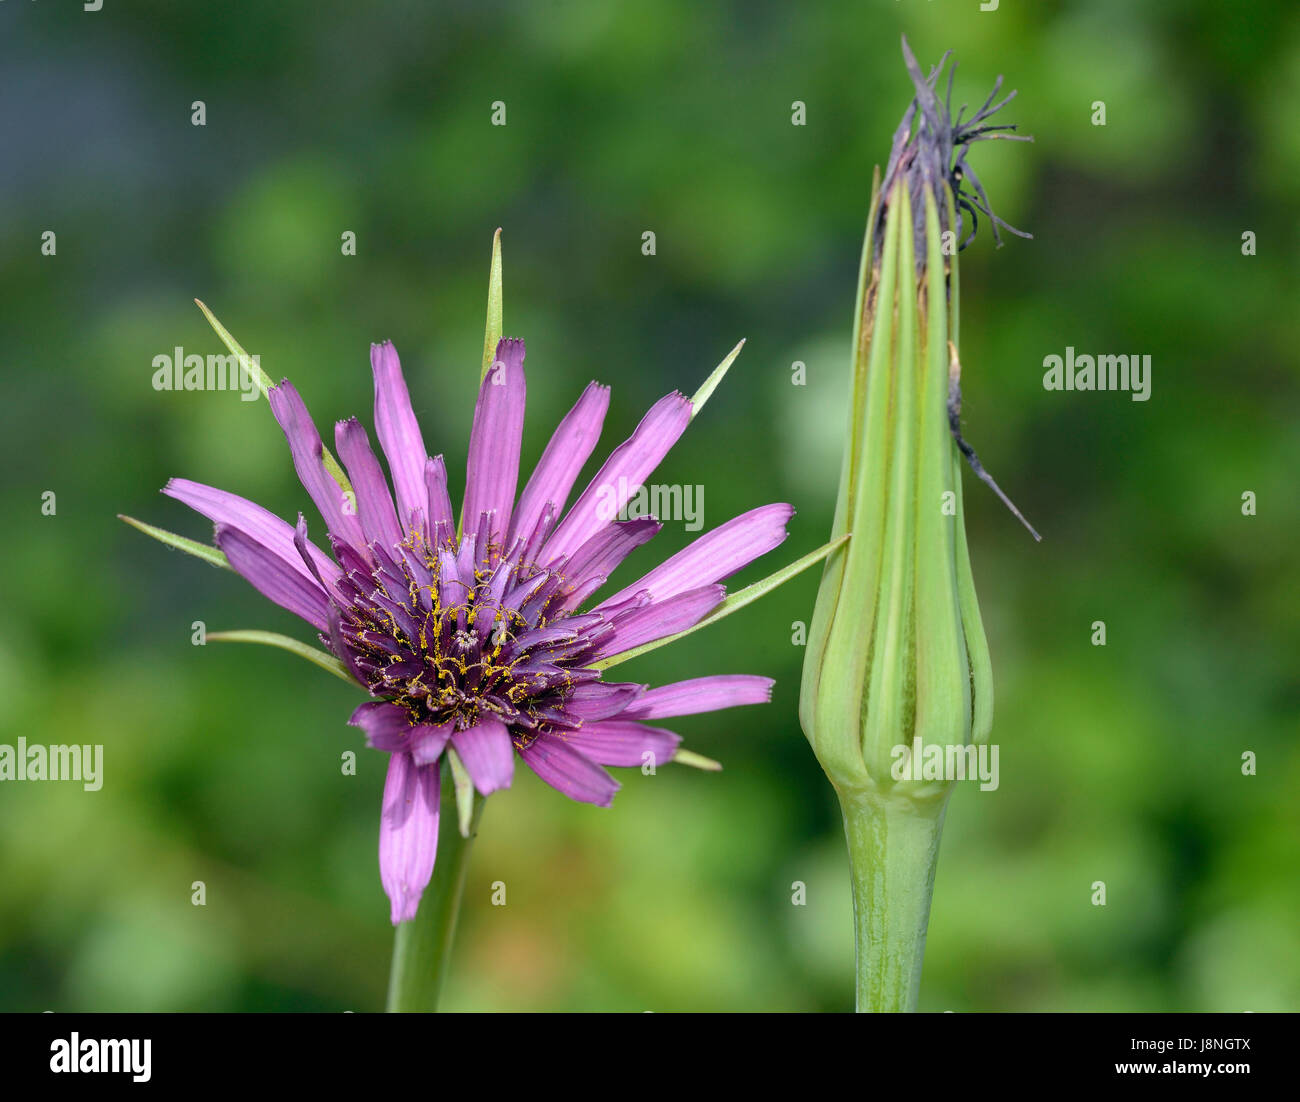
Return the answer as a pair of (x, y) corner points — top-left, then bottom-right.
(385, 787), (484, 1012)
(838, 787), (949, 1012)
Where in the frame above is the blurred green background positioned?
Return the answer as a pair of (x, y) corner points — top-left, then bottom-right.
(2, 0), (1297, 1012)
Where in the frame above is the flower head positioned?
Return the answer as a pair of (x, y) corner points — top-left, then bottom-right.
(165, 336), (790, 922)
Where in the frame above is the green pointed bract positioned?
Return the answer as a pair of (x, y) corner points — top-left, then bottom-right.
(672, 748), (723, 772)
(689, 338), (745, 420)
(446, 748), (477, 838)
(195, 299), (353, 497)
(462, 230), (506, 543)
(480, 228), (504, 383)
(799, 176), (989, 799)
(118, 514), (230, 571)
(194, 299), (276, 398)
(592, 533), (847, 670)
(204, 630), (354, 684)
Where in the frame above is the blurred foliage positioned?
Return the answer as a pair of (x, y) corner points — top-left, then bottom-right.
(1, 0), (1297, 1011)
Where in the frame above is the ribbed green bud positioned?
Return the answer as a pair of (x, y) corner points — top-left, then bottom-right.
(800, 176), (992, 801)
(798, 37), (1030, 1011)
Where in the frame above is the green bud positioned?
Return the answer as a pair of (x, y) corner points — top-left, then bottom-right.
(798, 37), (1031, 1010)
(800, 175), (992, 800)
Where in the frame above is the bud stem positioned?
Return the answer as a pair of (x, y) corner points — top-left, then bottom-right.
(385, 785), (484, 1012)
(839, 789), (948, 1012)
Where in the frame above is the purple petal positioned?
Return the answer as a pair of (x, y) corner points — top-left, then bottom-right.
(508, 381), (609, 548)
(517, 733), (620, 806)
(556, 720), (681, 768)
(292, 513), (338, 597)
(410, 722), (454, 766)
(450, 717), (514, 794)
(348, 702), (451, 764)
(425, 455), (454, 543)
(455, 533), (477, 592)
(558, 518), (661, 603)
(164, 478), (341, 590)
(379, 751), (441, 924)
(329, 605), (370, 687)
(214, 524), (331, 631)
(599, 584), (725, 657)
(622, 675), (774, 720)
(370, 341), (429, 532)
(463, 337), (526, 547)
(335, 417), (404, 551)
(436, 546), (464, 609)
(473, 565), (513, 643)
(503, 569), (556, 619)
(349, 701), (414, 751)
(601, 504), (794, 608)
(565, 682), (646, 721)
(515, 502), (558, 568)
(267, 381), (366, 551)
(542, 391), (692, 562)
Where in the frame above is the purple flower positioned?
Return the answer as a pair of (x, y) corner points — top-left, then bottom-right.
(165, 337), (791, 923)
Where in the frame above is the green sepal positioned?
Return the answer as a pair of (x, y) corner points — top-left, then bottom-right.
(798, 165), (882, 743)
(801, 178), (902, 787)
(909, 186), (971, 755)
(860, 184), (919, 776)
(942, 184), (993, 746)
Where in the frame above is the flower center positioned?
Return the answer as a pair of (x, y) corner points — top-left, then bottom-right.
(331, 532), (594, 735)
